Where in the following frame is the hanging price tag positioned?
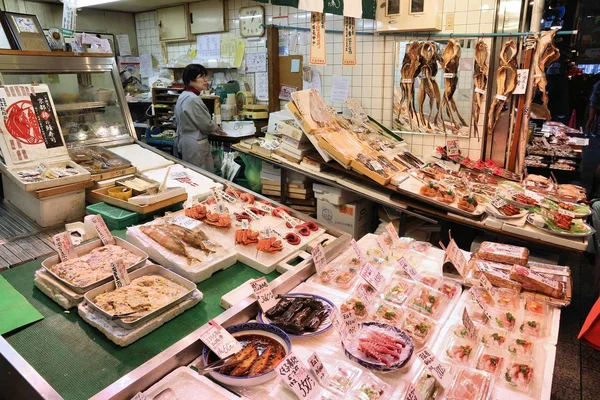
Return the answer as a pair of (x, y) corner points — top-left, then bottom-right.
(87, 215), (116, 245)
(443, 73), (456, 79)
(241, 219), (249, 230)
(478, 272), (495, 294)
(256, 202), (274, 214)
(416, 348), (452, 389)
(445, 239), (467, 277)
(491, 197), (507, 209)
(513, 69), (529, 95)
(471, 289), (493, 321)
(311, 244), (327, 274)
(220, 191), (236, 203)
(495, 94), (508, 101)
(111, 259), (130, 288)
(462, 308), (479, 341)
(474, 88), (486, 95)
(307, 352), (329, 384)
(386, 223), (400, 244)
(250, 277), (278, 312)
(171, 215), (202, 230)
(360, 263), (386, 293)
(276, 353), (320, 400)
(52, 232), (77, 262)
(397, 257), (422, 281)
(281, 212), (301, 227)
(350, 239), (366, 266)
(244, 207), (260, 221)
(200, 320), (243, 359)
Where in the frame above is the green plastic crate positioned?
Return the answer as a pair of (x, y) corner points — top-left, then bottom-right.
(86, 202), (139, 230)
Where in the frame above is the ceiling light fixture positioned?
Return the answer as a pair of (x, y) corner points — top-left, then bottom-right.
(62, 0), (121, 8)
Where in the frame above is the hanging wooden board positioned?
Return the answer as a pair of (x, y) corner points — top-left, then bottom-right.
(278, 55), (303, 95)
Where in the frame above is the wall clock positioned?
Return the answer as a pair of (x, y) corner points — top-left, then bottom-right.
(239, 5), (265, 38)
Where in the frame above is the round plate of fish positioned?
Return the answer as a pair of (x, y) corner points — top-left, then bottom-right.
(257, 293), (334, 338)
(201, 322), (291, 387)
(341, 322), (414, 372)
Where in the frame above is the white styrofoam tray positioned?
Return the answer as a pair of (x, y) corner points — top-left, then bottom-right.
(142, 164), (222, 203)
(108, 144), (173, 172)
(144, 367), (238, 399)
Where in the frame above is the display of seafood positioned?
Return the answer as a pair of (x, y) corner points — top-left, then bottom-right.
(68, 146), (130, 173)
(446, 368), (492, 400)
(519, 316), (543, 337)
(341, 296), (369, 319)
(476, 352), (504, 376)
(457, 195), (478, 212)
(414, 368), (445, 400)
(398, 41), (423, 131)
(445, 341), (474, 365)
(504, 362), (534, 391)
(93, 275), (187, 321)
(263, 296), (331, 335)
(508, 337), (534, 357)
(439, 39), (467, 132)
(531, 30), (560, 119)
(493, 310), (517, 331)
(384, 278), (415, 305)
(487, 40), (518, 137)
(480, 329), (508, 348)
(352, 374), (391, 400)
(17, 164), (80, 182)
(140, 223), (222, 263)
(409, 286), (448, 319)
(234, 229), (259, 245)
(510, 193), (539, 207)
(47, 245), (143, 287)
(401, 311), (436, 345)
(418, 41), (443, 130)
(353, 324), (413, 368)
(256, 237), (283, 253)
(374, 303), (402, 326)
(209, 334), (286, 377)
(472, 39), (489, 139)
(325, 361), (363, 395)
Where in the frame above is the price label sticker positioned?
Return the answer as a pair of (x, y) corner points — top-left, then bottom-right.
(491, 197), (507, 209)
(37, 164), (48, 174)
(474, 88), (486, 95)
(307, 352), (329, 384)
(416, 348), (452, 389)
(87, 215), (116, 245)
(513, 265), (560, 290)
(445, 239), (468, 277)
(221, 191), (236, 203)
(350, 239), (366, 266)
(401, 78), (413, 84)
(479, 271), (495, 294)
(369, 160), (384, 171)
(264, 226), (271, 238)
(241, 219), (249, 230)
(462, 308), (479, 341)
(281, 212), (301, 227)
(360, 263), (387, 293)
(557, 208), (575, 218)
(200, 320), (243, 359)
(311, 244), (327, 274)
(218, 203), (226, 214)
(276, 352), (320, 400)
(397, 257), (422, 281)
(171, 171), (188, 179)
(443, 73), (456, 79)
(471, 289), (493, 321)
(495, 94), (508, 101)
(244, 207), (260, 221)
(111, 259), (130, 288)
(52, 232), (77, 262)
(171, 215), (202, 230)
(256, 202), (274, 213)
(386, 223), (400, 244)
(250, 277), (278, 312)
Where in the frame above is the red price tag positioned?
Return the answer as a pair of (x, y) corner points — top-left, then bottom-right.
(52, 232), (77, 262)
(250, 277), (278, 312)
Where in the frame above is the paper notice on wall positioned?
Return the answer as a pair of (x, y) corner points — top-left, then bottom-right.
(221, 37), (237, 58)
(303, 68), (322, 93)
(140, 53), (153, 78)
(310, 12), (326, 65)
(299, 0), (324, 12)
(234, 41), (246, 68)
(343, 17), (357, 66)
(255, 72), (269, 101)
(343, 0), (363, 18)
(116, 34), (131, 56)
(331, 75), (350, 103)
(197, 34), (221, 59)
(246, 50), (267, 73)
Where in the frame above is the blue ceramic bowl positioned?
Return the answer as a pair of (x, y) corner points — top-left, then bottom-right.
(201, 322), (292, 387)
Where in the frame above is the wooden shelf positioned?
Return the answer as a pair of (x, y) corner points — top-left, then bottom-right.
(55, 101), (108, 112)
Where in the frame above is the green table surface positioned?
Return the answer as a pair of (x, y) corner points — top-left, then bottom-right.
(1, 230), (279, 400)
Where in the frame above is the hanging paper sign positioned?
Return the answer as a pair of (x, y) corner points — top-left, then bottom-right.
(88, 215), (116, 245)
(416, 348), (453, 389)
(462, 308), (479, 341)
(403, 383), (420, 400)
(53, 232), (77, 262)
(310, 12), (326, 65)
(311, 244), (327, 274)
(445, 239), (467, 277)
(276, 352), (320, 400)
(307, 352), (329, 384)
(200, 320), (243, 359)
(342, 17), (356, 66)
(446, 139), (460, 157)
(250, 277), (278, 312)
(360, 263), (387, 293)
(398, 257), (422, 281)
(111, 259), (130, 288)
(350, 238), (366, 266)
(513, 69), (529, 95)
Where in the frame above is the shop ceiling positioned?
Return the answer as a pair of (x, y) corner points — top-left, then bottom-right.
(29, 0), (195, 13)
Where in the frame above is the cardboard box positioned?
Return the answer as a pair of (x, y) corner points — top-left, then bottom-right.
(277, 120), (310, 144)
(317, 198), (373, 238)
(313, 183), (361, 206)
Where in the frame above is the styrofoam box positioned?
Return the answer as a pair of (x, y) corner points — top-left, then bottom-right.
(317, 198), (373, 239)
(313, 182), (362, 206)
(3, 176), (85, 227)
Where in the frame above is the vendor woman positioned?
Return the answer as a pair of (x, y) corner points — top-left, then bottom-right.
(174, 64), (223, 173)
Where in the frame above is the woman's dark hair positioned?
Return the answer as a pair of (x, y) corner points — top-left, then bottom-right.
(182, 64), (208, 86)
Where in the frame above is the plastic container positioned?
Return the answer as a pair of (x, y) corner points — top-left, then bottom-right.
(507, 336), (535, 358)
(384, 277), (415, 306)
(324, 361), (363, 396)
(518, 312), (546, 338)
(479, 327), (510, 350)
(523, 297), (548, 316)
(437, 279), (461, 300)
(340, 296), (372, 320)
(86, 202), (139, 230)
(467, 287), (495, 307)
(373, 302), (403, 326)
(407, 285), (450, 321)
(351, 373), (391, 400)
(446, 367), (492, 400)
(464, 302), (490, 326)
(491, 308), (518, 332)
(475, 347), (507, 377)
(332, 257), (362, 289)
(419, 273), (442, 289)
(451, 324), (471, 340)
(503, 360), (535, 393)
(443, 337), (478, 366)
(400, 310), (437, 347)
(411, 364), (451, 400)
(493, 288), (521, 312)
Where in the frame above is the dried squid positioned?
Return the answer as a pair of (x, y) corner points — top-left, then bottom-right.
(398, 41), (423, 130)
(531, 30), (560, 119)
(472, 39), (489, 139)
(487, 40), (518, 137)
(417, 41), (443, 129)
(439, 39), (467, 132)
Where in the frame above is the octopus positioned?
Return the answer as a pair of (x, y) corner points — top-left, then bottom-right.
(295, 223), (311, 237)
(240, 193), (255, 204)
(272, 206), (290, 218)
(285, 232), (301, 245)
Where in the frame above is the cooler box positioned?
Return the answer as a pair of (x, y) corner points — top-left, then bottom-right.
(313, 183), (362, 206)
(317, 198), (373, 238)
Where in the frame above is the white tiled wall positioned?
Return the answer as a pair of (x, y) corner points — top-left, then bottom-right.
(134, 0), (497, 160)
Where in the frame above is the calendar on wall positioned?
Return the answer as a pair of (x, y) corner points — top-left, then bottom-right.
(245, 50), (267, 73)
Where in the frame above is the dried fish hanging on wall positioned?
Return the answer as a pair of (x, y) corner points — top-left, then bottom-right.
(439, 39), (467, 133)
(531, 30), (560, 119)
(418, 41), (443, 130)
(487, 40), (518, 137)
(398, 41), (423, 131)
(472, 39), (489, 140)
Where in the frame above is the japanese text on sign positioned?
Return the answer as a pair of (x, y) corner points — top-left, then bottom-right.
(171, 215), (202, 230)
(350, 238), (366, 266)
(200, 320), (243, 359)
(276, 353), (320, 400)
(53, 232), (77, 262)
(360, 263), (386, 293)
(478, 272), (495, 294)
(311, 244), (327, 274)
(307, 352), (329, 384)
(281, 211), (301, 227)
(111, 259), (130, 288)
(310, 12), (326, 65)
(30, 92), (64, 149)
(342, 17), (356, 66)
(404, 383), (420, 400)
(244, 207), (260, 221)
(250, 277), (278, 312)
(398, 257), (422, 281)
(513, 265), (560, 290)
(445, 239), (467, 277)
(462, 308), (479, 341)
(491, 197), (507, 209)
(446, 139), (460, 157)
(416, 348), (452, 388)
(88, 215), (116, 245)
(386, 223), (400, 244)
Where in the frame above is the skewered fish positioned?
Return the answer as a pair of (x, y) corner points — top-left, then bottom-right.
(531, 30), (560, 119)
(487, 41), (518, 137)
(418, 41), (442, 130)
(472, 39), (489, 139)
(398, 41), (423, 130)
(439, 39), (467, 132)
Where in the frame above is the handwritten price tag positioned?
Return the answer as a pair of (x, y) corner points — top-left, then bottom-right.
(111, 259), (130, 288)
(87, 215), (115, 245)
(311, 244), (327, 274)
(256, 202), (274, 213)
(386, 223), (400, 244)
(171, 215), (202, 230)
(462, 308), (479, 341)
(350, 239), (366, 266)
(276, 353), (320, 400)
(307, 352), (329, 384)
(244, 207), (260, 221)
(341, 310), (358, 337)
(398, 257), (422, 281)
(281, 212), (301, 228)
(491, 197), (507, 209)
(416, 348), (452, 389)
(200, 320), (243, 359)
(250, 277), (278, 312)
(478, 271), (495, 294)
(377, 235), (391, 254)
(360, 263), (386, 293)
(220, 190), (236, 203)
(471, 289), (493, 321)
(445, 239), (468, 277)
(53, 232), (77, 262)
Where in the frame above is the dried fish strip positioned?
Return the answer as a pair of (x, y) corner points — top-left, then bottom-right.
(418, 41), (443, 130)
(398, 41), (423, 131)
(487, 40), (518, 137)
(472, 39), (489, 139)
(439, 40), (467, 132)
(531, 30), (560, 119)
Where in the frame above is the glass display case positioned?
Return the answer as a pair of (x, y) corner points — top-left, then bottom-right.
(0, 52), (135, 147)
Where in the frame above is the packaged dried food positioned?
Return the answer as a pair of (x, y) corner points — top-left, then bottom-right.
(401, 311), (436, 346)
(437, 280), (460, 300)
(408, 286), (449, 320)
(475, 349), (505, 377)
(374, 302), (402, 326)
(509, 265), (563, 299)
(352, 373), (391, 400)
(519, 314), (545, 338)
(475, 242), (529, 266)
(446, 367), (492, 400)
(384, 277), (415, 305)
(480, 327), (509, 349)
(469, 259), (513, 279)
(492, 309), (517, 331)
(444, 338), (476, 366)
(504, 361), (534, 392)
(326, 361), (363, 396)
(508, 337), (534, 358)
(523, 298), (547, 315)
(493, 288), (521, 312)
